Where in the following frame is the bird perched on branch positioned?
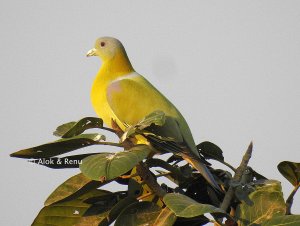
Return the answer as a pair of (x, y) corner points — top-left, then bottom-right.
(87, 37), (220, 190)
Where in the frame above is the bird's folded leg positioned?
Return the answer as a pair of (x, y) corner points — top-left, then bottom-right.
(111, 119), (124, 138)
(111, 118), (137, 150)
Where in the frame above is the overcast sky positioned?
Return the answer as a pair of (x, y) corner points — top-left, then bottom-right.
(1, 1), (299, 225)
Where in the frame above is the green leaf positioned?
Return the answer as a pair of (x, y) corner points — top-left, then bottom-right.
(10, 133), (105, 159)
(83, 192), (127, 216)
(80, 145), (151, 181)
(277, 161), (300, 186)
(163, 193), (225, 218)
(153, 207), (177, 226)
(136, 110), (166, 129)
(107, 196), (138, 223)
(53, 121), (77, 137)
(250, 167), (267, 180)
(45, 173), (103, 206)
(115, 202), (162, 226)
(197, 141), (224, 161)
(262, 215), (300, 226)
(236, 180), (286, 226)
(121, 111), (166, 141)
(54, 117), (104, 138)
(74, 215), (108, 226)
(32, 189), (111, 226)
(128, 179), (143, 197)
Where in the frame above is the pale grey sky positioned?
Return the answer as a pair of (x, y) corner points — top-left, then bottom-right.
(1, 1), (299, 225)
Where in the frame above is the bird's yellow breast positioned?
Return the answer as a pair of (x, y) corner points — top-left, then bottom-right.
(91, 54), (134, 128)
(91, 71), (114, 127)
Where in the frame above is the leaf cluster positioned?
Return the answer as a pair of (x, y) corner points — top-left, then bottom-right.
(10, 112), (300, 225)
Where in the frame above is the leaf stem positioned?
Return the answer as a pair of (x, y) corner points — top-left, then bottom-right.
(220, 142), (253, 212)
(286, 182), (300, 215)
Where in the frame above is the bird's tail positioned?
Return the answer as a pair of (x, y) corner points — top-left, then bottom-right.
(182, 155), (221, 192)
(145, 134), (221, 191)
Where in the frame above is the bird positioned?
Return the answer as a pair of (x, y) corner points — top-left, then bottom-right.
(87, 37), (220, 190)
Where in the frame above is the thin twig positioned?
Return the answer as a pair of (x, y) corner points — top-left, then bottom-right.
(136, 162), (166, 198)
(156, 172), (172, 178)
(220, 142), (253, 212)
(119, 173), (138, 179)
(137, 192), (154, 200)
(211, 219), (225, 226)
(101, 126), (118, 134)
(286, 183), (300, 215)
(219, 160), (237, 173)
(94, 141), (124, 148)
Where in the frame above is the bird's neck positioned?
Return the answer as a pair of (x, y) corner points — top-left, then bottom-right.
(100, 50), (134, 80)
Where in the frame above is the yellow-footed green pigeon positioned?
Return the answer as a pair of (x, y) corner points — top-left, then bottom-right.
(87, 37), (220, 190)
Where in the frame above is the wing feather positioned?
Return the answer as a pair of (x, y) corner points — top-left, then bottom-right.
(106, 75), (198, 156)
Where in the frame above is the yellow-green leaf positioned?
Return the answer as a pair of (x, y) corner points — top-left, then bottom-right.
(262, 215), (300, 226)
(197, 141), (224, 161)
(10, 133), (104, 159)
(121, 111), (165, 141)
(79, 145), (151, 181)
(45, 173), (103, 206)
(115, 202), (161, 226)
(153, 207), (177, 226)
(32, 189), (111, 226)
(163, 193), (225, 218)
(278, 161), (300, 186)
(53, 117), (103, 138)
(236, 180), (286, 226)
(53, 121), (76, 137)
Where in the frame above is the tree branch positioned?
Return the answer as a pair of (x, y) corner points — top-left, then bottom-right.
(220, 142), (253, 211)
(136, 162), (166, 198)
(109, 118), (166, 198)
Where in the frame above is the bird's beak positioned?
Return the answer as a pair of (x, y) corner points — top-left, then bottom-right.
(86, 48), (97, 57)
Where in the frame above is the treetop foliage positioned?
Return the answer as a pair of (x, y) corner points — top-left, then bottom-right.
(10, 111), (300, 225)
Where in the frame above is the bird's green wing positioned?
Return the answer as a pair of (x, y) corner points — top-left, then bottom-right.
(106, 76), (184, 141)
(107, 76), (221, 190)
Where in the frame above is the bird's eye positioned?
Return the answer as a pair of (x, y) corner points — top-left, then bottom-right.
(100, 42), (106, 47)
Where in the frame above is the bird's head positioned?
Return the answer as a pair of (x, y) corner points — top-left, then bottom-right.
(86, 37), (124, 61)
